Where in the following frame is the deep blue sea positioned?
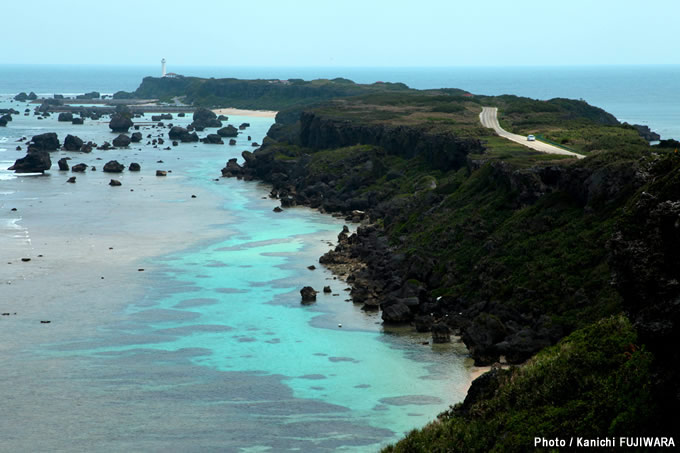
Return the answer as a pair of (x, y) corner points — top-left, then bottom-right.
(1, 65), (677, 451)
(1, 64), (678, 140)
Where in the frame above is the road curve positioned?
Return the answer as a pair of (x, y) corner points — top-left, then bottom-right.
(479, 107), (584, 159)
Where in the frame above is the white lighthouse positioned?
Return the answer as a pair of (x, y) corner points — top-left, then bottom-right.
(161, 58), (167, 77)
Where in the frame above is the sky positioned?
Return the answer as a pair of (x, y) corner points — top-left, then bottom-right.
(2, 0), (678, 66)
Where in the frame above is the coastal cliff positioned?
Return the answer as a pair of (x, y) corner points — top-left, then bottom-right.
(223, 92), (680, 447)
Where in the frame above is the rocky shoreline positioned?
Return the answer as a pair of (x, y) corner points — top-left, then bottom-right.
(220, 105), (679, 379)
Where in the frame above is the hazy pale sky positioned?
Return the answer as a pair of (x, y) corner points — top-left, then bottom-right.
(3, 0), (677, 66)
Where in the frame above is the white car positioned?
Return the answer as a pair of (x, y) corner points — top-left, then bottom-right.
(527, 135), (536, 141)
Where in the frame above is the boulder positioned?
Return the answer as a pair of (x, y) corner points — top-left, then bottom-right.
(178, 112), (185, 117)
(323, 286), (332, 293)
(191, 108), (221, 128)
(229, 139), (236, 145)
(109, 113), (133, 132)
(201, 134), (224, 144)
(8, 151), (52, 173)
(217, 125), (238, 137)
(57, 158), (70, 171)
(239, 122), (250, 130)
(217, 115), (228, 121)
(27, 92), (38, 101)
(67, 176), (76, 183)
(156, 170), (167, 176)
(14, 92), (29, 102)
(63, 134), (84, 151)
(300, 286), (317, 303)
(71, 163), (88, 172)
(130, 132), (142, 143)
(103, 160), (124, 173)
(129, 162), (141, 171)
(109, 179), (122, 186)
(181, 132), (199, 143)
(71, 117), (84, 125)
(28, 132), (60, 151)
(112, 134), (131, 148)
(81, 142), (94, 153)
(57, 112), (73, 122)
(381, 302), (413, 323)
(0, 117), (7, 127)
(168, 126), (186, 140)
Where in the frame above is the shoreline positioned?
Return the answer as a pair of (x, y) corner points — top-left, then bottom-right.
(212, 107), (278, 118)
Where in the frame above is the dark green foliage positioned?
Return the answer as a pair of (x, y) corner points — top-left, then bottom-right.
(130, 76), (411, 109)
(383, 316), (654, 453)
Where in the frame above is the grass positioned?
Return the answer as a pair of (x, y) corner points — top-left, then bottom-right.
(383, 315), (655, 453)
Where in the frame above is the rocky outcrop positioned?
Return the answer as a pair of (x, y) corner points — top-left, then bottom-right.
(627, 123), (661, 142)
(63, 134), (84, 151)
(168, 126), (199, 142)
(28, 133), (60, 152)
(191, 108), (222, 129)
(103, 160), (124, 172)
(76, 91), (100, 99)
(57, 158), (70, 171)
(8, 151), (52, 173)
(221, 158), (243, 177)
(109, 113), (133, 132)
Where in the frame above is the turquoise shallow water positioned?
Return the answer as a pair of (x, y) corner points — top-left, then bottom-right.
(0, 96), (468, 451)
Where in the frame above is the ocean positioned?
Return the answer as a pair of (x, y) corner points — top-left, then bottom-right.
(1, 64), (677, 452)
(1, 64), (678, 140)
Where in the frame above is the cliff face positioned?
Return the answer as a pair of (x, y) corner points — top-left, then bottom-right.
(225, 109), (680, 443)
(299, 112), (481, 171)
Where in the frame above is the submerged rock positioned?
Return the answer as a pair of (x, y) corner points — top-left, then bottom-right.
(71, 163), (88, 172)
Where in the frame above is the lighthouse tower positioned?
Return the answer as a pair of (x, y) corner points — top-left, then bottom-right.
(161, 58), (167, 77)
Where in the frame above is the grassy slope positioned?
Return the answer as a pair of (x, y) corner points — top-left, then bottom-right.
(383, 315), (654, 453)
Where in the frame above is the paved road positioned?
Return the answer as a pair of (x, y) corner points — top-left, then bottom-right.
(479, 107), (584, 159)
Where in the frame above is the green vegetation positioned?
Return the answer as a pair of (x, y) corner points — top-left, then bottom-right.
(122, 76), (411, 109)
(247, 89), (679, 450)
(383, 315), (654, 453)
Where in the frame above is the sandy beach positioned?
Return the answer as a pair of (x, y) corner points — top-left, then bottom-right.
(212, 108), (278, 118)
